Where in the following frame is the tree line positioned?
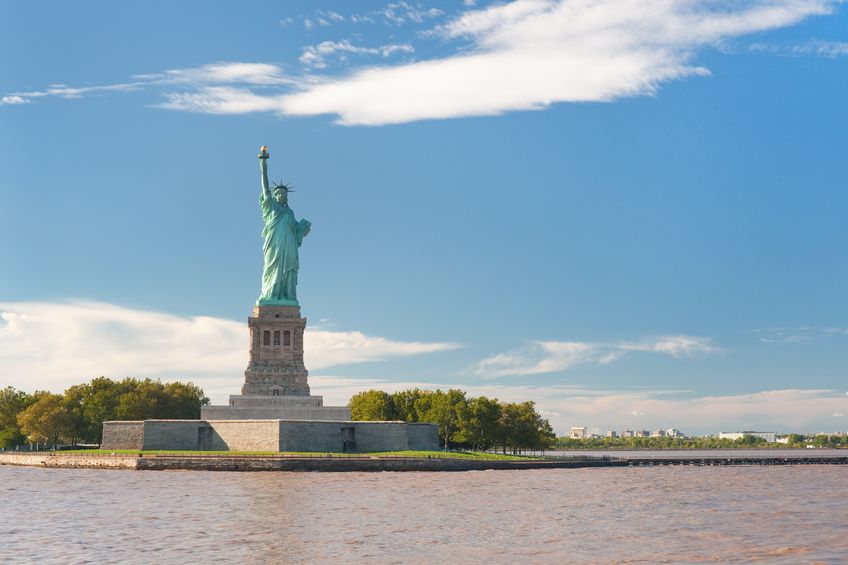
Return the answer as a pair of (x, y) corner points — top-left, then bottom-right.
(349, 388), (556, 452)
(0, 377), (209, 449)
(555, 434), (848, 449)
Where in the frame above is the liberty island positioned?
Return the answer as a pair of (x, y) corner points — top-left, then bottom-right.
(99, 147), (439, 452)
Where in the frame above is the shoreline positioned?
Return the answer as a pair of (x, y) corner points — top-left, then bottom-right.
(0, 452), (623, 472)
(2, 452), (847, 472)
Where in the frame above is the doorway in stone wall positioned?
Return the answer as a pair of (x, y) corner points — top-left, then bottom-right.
(341, 427), (356, 453)
(197, 426), (213, 450)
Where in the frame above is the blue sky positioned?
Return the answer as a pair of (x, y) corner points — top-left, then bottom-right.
(2, 0), (847, 435)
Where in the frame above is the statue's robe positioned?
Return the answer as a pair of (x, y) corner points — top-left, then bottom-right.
(259, 193), (310, 302)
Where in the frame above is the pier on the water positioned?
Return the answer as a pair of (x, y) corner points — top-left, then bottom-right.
(617, 456), (848, 466)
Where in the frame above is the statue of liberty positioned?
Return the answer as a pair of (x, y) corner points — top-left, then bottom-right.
(257, 146), (311, 305)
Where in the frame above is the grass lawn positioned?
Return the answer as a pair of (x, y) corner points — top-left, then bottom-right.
(67, 449), (538, 460)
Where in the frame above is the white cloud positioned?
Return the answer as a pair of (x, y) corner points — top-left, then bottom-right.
(305, 329), (459, 369)
(0, 301), (458, 403)
(351, 13), (377, 24)
(473, 335), (717, 378)
(381, 1), (444, 26)
(279, 0), (838, 125)
(753, 326), (848, 344)
(300, 40), (415, 69)
(323, 10), (345, 23)
(5, 62), (297, 108)
(9, 82), (140, 104)
(556, 388), (848, 435)
(0, 95), (31, 105)
(1, 300), (840, 433)
(620, 335), (718, 357)
(303, 377), (848, 435)
(750, 38), (848, 57)
(7, 2), (839, 124)
(134, 62), (294, 86)
(158, 87), (285, 115)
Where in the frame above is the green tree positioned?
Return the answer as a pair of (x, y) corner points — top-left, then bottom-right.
(412, 390), (435, 422)
(160, 381), (209, 419)
(17, 393), (73, 449)
(349, 390), (396, 421)
(62, 377), (210, 444)
(463, 396), (501, 451)
(495, 401), (554, 453)
(786, 433), (806, 447)
(391, 389), (424, 422)
(735, 435), (766, 447)
(0, 387), (35, 449)
(424, 389), (468, 450)
(116, 379), (163, 420)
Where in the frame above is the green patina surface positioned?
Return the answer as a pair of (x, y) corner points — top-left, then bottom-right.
(256, 147), (310, 305)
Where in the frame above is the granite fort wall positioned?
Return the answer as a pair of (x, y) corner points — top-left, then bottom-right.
(101, 421), (145, 450)
(279, 421), (345, 452)
(350, 422), (408, 452)
(407, 422), (440, 451)
(208, 420), (280, 451)
(277, 420), (413, 452)
(142, 420), (205, 450)
(101, 419), (438, 452)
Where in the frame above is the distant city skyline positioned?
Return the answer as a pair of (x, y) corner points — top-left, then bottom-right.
(2, 1), (847, 435)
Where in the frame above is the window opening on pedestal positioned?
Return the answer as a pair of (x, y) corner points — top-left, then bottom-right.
(263, 330), (270, 346)
(272, 389), (280, 396)
(274, 330), (280, 346)
(284, 330), (291, 347)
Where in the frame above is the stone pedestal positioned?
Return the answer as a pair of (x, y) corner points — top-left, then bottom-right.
(242, 304), (309, 396)
(200, 303), (351, 421)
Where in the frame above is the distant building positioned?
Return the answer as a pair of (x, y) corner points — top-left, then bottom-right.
(570, 426), (587, 439)
(666, 428), (684, 438)
(651, 429), (666, 437)
(606, 430), (618, 438)
(620, 430), (634, 438)
(635, 429), (651, 438)
(719, 431), (776, 443)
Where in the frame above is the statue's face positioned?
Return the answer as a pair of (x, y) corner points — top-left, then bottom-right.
(273, 188), (287, 204)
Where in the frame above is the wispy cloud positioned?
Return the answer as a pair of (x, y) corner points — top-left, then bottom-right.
(749, 38), (848, 57)
(0, 95), (31, 105)
(11, 82), (140, 102)
(473, 336), (718, 378)
(303, 9), (347, 31)
(279, 0), (839, 125)
(4, 62), (297, 107)
(1, 300), (840, 433)
(752, 326), (848, 344)
(381, 1), (444, 25)
(3, 1), (840, 124)
(134, 62), (296, 86)
(300, 40), (414, 69)
(158, 87), (285, 115)
(0, 301), (458, 402)
(308, 377), (848, 434)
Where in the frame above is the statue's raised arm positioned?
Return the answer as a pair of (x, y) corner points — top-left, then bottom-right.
(258, 145), (271, 202)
